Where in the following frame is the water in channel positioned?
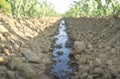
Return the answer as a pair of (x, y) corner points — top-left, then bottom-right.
(50, 19), (72, 79)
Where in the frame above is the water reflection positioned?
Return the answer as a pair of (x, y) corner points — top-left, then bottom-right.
(50, 19), (72, 79)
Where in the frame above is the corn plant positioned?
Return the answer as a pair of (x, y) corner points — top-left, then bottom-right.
(8, 0), (23, 17)
(0, 0), (11, 14)
(111, 1), (120, 15)
(65, 0), (120, 17)
(37, 1), (58, 17)
(21, 0), (37, 17)
(8, 0), (37, 18)
(7, 0), (58, 18)
(64, 1), (81, 17)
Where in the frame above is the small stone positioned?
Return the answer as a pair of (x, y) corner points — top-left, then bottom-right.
(69, 52), (75, 59)
(98, 43), (104, 48)
(0, 57), (4, 62)
(10, 40), (19, 49)
(49, 48), (53, 51)
(78, 55), (87, 64)
(103, 72), (112, 79)
(80, 72), (88, 79)
(104, 45), (111, 51)
(6, 70), (15, 79)
(70, 61), (78, 68)
(94, 58), (102, 67)
(0, 55), (9, 63)
(55, 44), (62, 48)
(0, 34), (5, 41)
(57, 50), (63, 55)
(93, 67), (104, 75)
(1, 48), (11, 56)
(88, 34), (94, 38)
(51, 59), (56, 64)
(74, 41), (86, 53)
(74, 54), (80, 61)
(7, 57), (23, 70)
(20, 48), (40, 63)
(99, 53), (109, 62)
(106, 60), (112, 66)
(111, 48), (117, 54)
(82, 65), (90, 72)
(87, 44), (93, 51)
(0, 66), (7, 71)
(87, 75), (93, 79)
(65, 41), (72, 48)
(2, 32), (11, 39)
(19, 63), (36, 79)
(110, 69), (119, 77)
(95, 58), (101, 64)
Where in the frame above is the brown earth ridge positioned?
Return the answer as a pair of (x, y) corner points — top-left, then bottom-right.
(65, 17), (120, 79)
(0, 13), (120, 79)
(0, 14), (61, 79)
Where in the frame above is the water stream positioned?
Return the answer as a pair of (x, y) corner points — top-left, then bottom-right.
(50, 19), (72, 79)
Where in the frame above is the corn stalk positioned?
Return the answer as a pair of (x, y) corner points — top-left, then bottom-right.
(0, 0), (11, 14)
(8, 0), (58, 18)
(65, 0), (120, 17)
(8, 0), (22, 17)
(8, 0), (37, 18)
(38, 1), (58, 17)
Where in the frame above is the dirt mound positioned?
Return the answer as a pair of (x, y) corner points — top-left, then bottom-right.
(65, 17), (120, 79)
(0, 14), (61, 79)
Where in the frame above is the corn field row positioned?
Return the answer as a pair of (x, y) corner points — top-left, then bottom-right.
(1, 0), (120, 17)
(0, 0), (58, 18)
(64, 0), (120, 17)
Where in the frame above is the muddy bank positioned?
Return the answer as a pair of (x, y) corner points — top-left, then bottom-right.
(65, 17), (120, 79)
(0, 14), (61, 79)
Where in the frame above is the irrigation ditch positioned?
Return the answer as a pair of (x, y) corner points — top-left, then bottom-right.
(0, 14), (120, 79)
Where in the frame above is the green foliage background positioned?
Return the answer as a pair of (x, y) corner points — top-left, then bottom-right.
(0, 0), (120, 18)
(0, 0), (59, 18)
(0, 0), (11, 14)
(64, 0), (120, 17)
